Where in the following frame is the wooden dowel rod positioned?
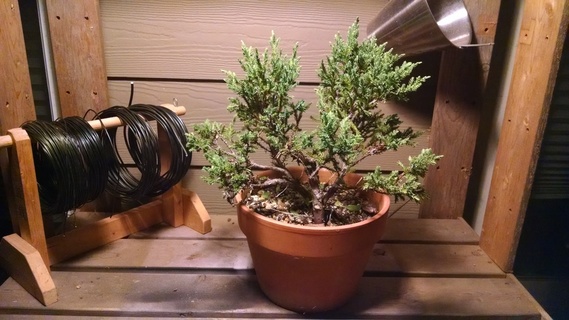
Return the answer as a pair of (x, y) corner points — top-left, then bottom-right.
(88, 104), (186, 131)
(0, 135), (12, 148)
(0, 104), (185, 146)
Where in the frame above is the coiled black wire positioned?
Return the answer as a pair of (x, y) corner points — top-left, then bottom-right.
(129, 104), (192, 196)
(54, 116), (109, 202)
(21, 120), (90, 215)
(20, 103), (190, 215)
(93, 106), (161, 199)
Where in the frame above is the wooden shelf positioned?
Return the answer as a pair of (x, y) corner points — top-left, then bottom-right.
(0, 215), (545, 319)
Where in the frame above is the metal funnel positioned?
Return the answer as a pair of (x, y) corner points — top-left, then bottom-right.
(367, 0), (472, 55)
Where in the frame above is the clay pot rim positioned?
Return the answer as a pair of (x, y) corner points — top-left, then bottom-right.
(237, 191), (390, 235)
(236, 166), (391, 235)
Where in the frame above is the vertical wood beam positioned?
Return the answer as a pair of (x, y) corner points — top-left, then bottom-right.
(419, 0), (501, 219)
(0, 1), (36, 133)
(0, 1), (38, 235)
(480, 0), (569, 272)
(7, 129), (50, 269)
(162, 184), (184, 227)
(46, 0), (109, 117)
(0, 0), (36, 131)
(158, 121), (184, 227)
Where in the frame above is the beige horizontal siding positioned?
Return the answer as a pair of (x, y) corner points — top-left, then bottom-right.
(100, 0), (442, 218)
(107, 81), (434, 127)
(108, 80), (433, 171)
(100, 0), (388, 82)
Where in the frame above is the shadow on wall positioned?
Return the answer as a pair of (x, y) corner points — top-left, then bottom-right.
(515, 198), (569, 320)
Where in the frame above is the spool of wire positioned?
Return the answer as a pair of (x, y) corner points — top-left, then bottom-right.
(54, 116), (109, 203)
(129, 104), (192, 196)
(93, 106), (160, 200)
(21, 103), (190, 215)
(21, 120), (89, 215)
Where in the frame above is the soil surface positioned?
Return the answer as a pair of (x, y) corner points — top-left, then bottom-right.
(243, 186), (377, 226)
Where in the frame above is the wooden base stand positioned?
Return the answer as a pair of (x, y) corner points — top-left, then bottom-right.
(0, 234), (57, 306)
(47, 189), (211, 266)
(0, 105), (211, 306)
(0, 190), (211, 306)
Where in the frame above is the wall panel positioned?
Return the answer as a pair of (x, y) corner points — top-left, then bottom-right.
(100, 0), (388, 82)
(107, 81), (432, 171)
(100, 0), (441, 218)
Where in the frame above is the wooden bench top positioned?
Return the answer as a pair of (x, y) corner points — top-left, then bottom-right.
(0, 215), (546, 319)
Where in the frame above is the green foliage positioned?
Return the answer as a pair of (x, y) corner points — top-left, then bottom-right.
(312, 20), (428, 173)
(186, 19), (441, 223)
(186, 121), (255, 201)
(223, 32), (308, 159)
(362, 149), (443, 202)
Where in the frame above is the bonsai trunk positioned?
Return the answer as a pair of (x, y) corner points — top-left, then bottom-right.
(307, 170), (325, 224)
(311, 199), (324, 224)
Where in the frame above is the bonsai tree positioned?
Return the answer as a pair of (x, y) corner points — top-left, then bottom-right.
(186, 19), (441, 226)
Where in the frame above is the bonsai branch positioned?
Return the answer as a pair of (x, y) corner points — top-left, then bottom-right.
(249, 161), (293, 180)
(187, 19), (440, 226)
(250, 178), (291, 190)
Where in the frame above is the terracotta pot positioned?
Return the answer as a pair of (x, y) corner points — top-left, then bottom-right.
(237, 167), (390, 313)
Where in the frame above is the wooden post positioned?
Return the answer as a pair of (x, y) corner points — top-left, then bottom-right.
(158, 121), (184, 227)
(0, 1), (36, 132)
(0, 1), (38, 234)
(46, 0), (109, 116)
(0, 1), (55, 306)
(6, 129), (50, 269)
(480, 0), (569, 272)
(162, 184), (184, 227)
(419, 1), (501, 219)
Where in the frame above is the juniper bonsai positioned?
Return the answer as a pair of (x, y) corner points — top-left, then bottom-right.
(186, 19), (442, 225)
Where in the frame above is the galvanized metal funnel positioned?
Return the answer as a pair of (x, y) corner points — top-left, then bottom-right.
(367, 0), (472, 55)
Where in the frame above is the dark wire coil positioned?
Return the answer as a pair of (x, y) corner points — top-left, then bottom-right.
(54, 116), (109, 203)
(129, 104), (192, 196)
(21, 120), (89, 215)
(93, 106), (160, 199)
(21, 103), (190, 215)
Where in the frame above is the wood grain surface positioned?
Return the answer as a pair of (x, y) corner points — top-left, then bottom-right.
(0, 215), (543, 318)
(419, 0), (501, 219)
(100, 0), (388, 82)
(0, 1), (36, 132)
(0, 272), (539, 318)
(6, 129), (49, 267)
(46, 0), (109, 116)
(480, 0), (569, 272)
